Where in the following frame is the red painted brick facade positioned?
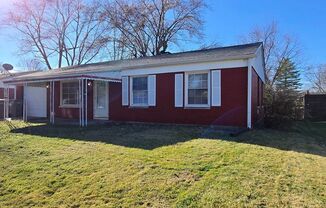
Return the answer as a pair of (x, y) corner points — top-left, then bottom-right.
(109, 68), (248, 127)
(34, 67), (264, 128)
(46, 81), (94, 120)
(16, 86), (24, 100)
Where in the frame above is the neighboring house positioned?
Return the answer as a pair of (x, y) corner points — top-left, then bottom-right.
(0, 76), (16, 100)
(3, 42), (265, 128)
(0, 75), (17, 119)
(0, 72), (38, 119)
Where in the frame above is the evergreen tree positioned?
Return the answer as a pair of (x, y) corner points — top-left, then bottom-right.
(275, 58), (301, 93)
(266, 58), (303, 127)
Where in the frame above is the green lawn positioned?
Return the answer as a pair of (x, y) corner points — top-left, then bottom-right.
(0, 121), (325, 207)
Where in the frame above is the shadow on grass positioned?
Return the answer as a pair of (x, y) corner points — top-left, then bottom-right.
(235, 121), (326, 157)
(10, 121), (326, 156)
(10, 123), (221, 150)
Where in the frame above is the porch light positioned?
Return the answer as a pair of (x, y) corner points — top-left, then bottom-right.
(87, 81), (92, 86)
(46, 84), (49, 88)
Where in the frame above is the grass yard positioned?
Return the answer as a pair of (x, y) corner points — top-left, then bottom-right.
(0, 121), (325, 207)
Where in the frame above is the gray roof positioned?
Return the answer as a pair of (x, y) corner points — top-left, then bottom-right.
(0, 71), (40, 81)
(4, 42), (262, 83)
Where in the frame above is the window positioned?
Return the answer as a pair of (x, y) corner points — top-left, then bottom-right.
(186, 72), (210, 107)
(61, 81), (79, 107)
(131, 76), (148, 106)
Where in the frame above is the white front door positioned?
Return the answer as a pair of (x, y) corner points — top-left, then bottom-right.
(93, 81), (108, 119)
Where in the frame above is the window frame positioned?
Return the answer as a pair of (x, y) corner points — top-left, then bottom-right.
(130, 75), (149, 107)
(60, 80), (80, 108)
(185, 71), (211, 108)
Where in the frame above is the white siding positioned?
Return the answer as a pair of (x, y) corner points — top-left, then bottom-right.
(148, 75), (156, 106)
(121, 60), (248, 76)
(211, 70), (221, 106)
(252, 45), (265, 83)
(175, 74), (184, 107)
(122, 76), (129, 106)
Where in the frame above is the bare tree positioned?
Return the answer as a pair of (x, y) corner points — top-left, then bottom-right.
(199, 41), (222, 50)
(101, 0), (205, 58)
(18, 58), (45, 71)
(240, 22), (305, 125)
(105, 27), (132, 60)
(240, 22), (301, 87)
(5, 0), (108, 70)
(306, 64), (326, 93)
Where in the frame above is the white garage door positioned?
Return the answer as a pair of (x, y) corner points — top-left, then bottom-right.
(24, 86), (47, 118)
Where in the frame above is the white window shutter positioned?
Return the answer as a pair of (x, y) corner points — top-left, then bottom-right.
(175, 74), (184, 107)
(211, 70), (221, 106)
(122, 76), (129, 106)
(148, 75), (156, 106)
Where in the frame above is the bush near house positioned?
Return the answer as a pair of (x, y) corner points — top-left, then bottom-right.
(264, 58), (303, 128)
(0, 121), (325, 207)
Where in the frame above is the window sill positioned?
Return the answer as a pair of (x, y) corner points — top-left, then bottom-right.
(129, 105), (149, 109)
(59, 105), (79, 108)
(184, 105), (211, 110)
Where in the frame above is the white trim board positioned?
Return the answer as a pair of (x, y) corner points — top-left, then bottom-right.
(121, 59), (248, 76)
(252, 45), (265, 83)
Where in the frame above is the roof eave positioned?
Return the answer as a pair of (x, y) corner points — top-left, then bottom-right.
(3, 74), (121, 85)
(3, 54), (257, 83)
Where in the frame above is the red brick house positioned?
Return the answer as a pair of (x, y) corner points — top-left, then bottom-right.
(2, 42), (265, 128)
